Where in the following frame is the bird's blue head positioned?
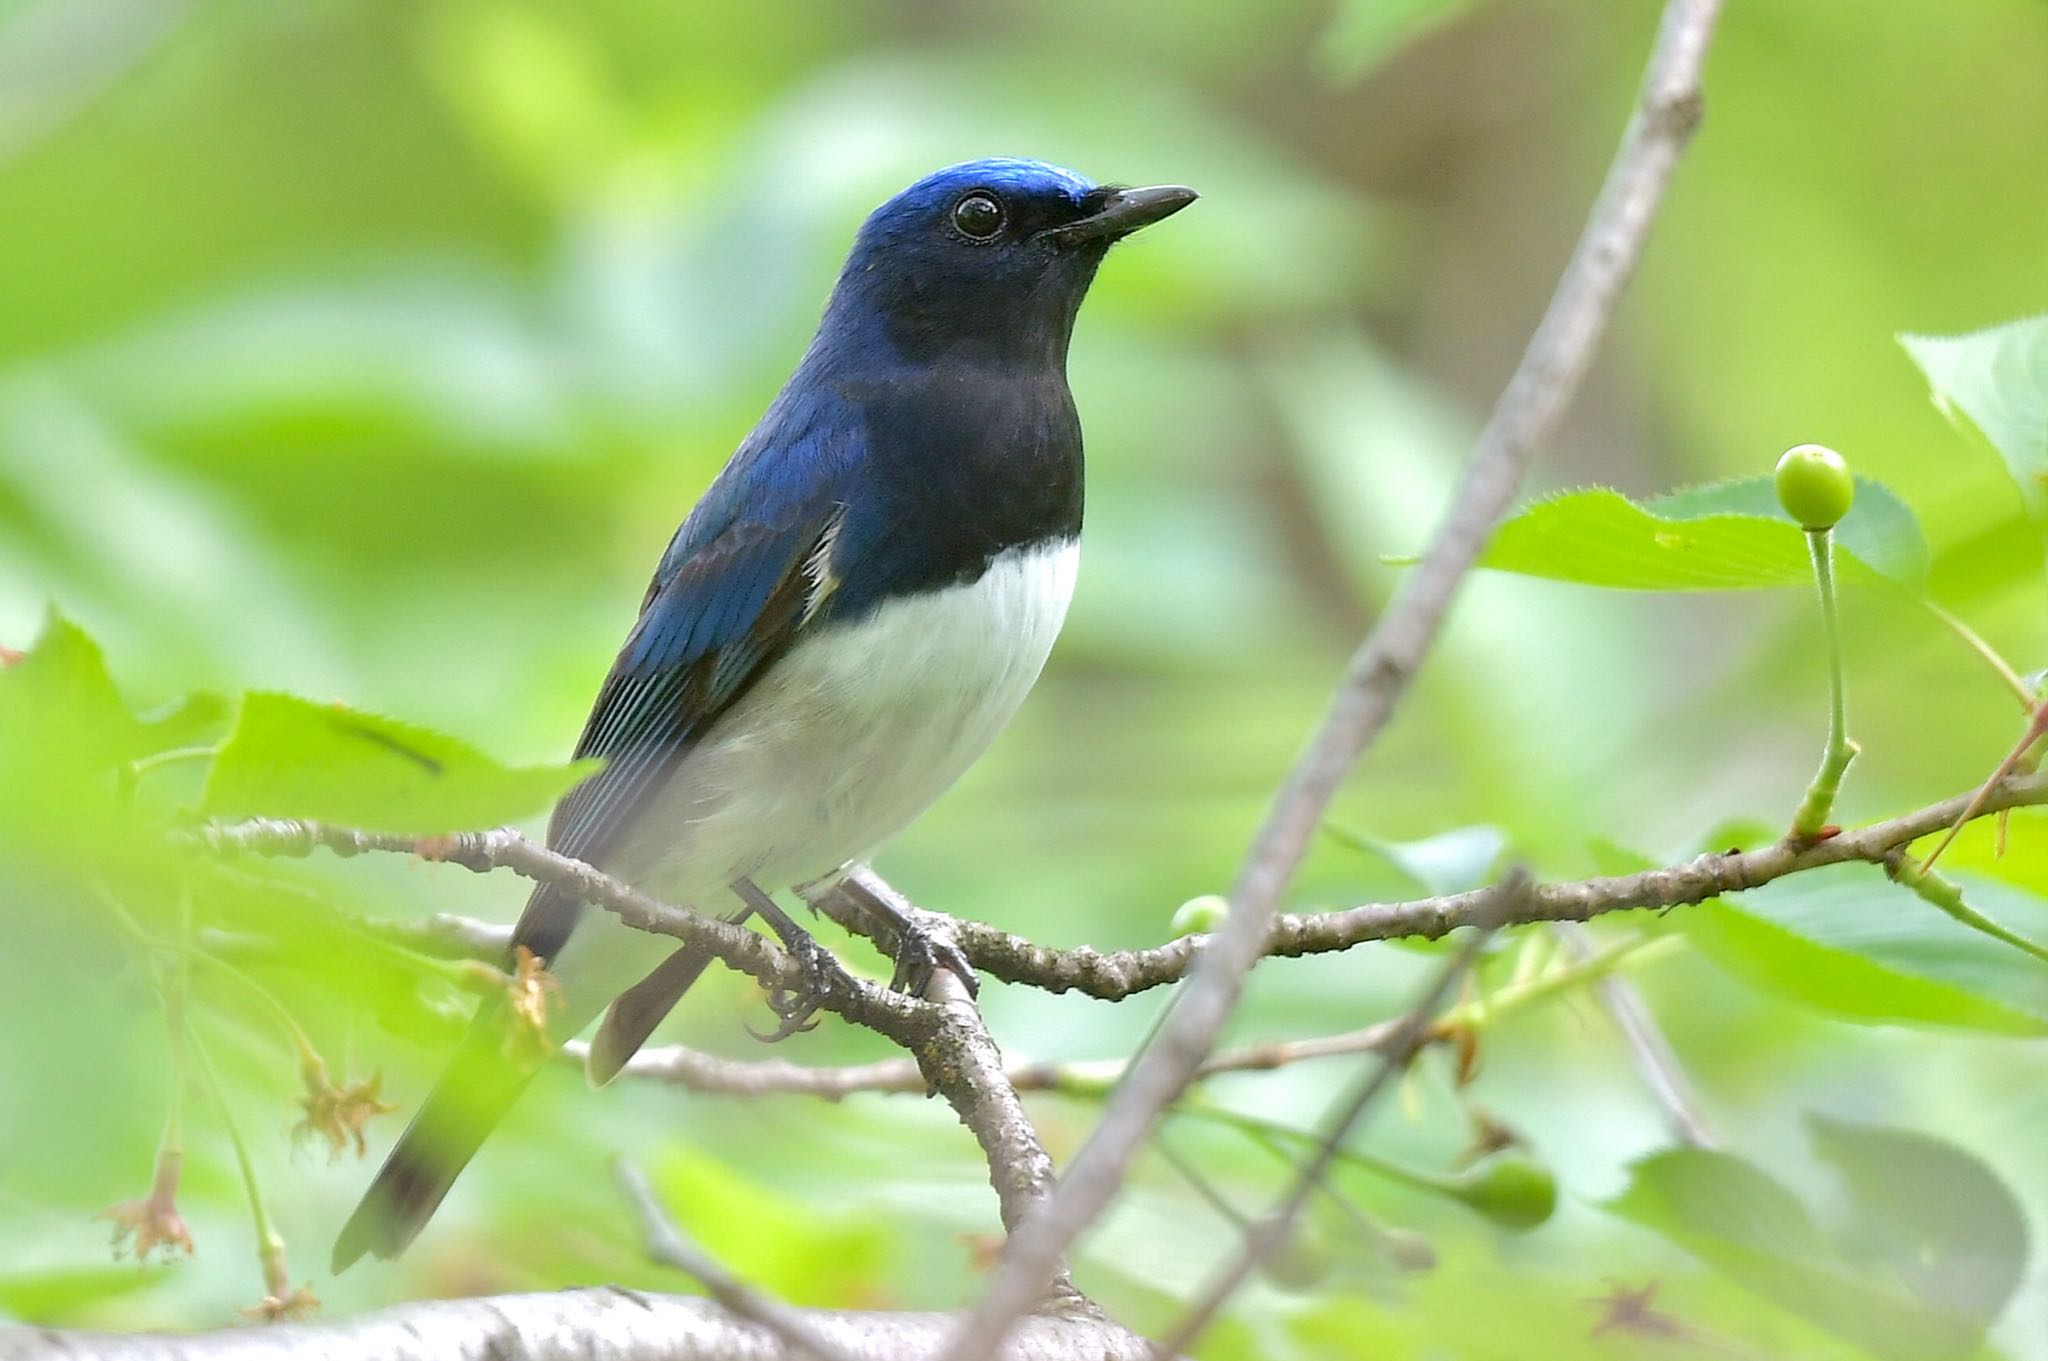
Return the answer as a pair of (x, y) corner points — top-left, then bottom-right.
(820, 158), (1196, 372)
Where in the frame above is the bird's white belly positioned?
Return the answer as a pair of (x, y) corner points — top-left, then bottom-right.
(548, 539), (1078, 1015)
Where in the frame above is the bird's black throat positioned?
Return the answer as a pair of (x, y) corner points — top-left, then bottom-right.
(829, 361), (1083, 618)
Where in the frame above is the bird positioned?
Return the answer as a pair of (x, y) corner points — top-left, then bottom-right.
(332, 158), (1196, 1271)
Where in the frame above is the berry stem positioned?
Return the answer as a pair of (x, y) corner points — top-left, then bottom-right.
(1791, 527), (1859, 839)
(1920, 599), (2034, 712)
(190, 1033), (286, 1293)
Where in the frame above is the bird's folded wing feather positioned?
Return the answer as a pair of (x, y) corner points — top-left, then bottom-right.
(510, 492), (848, 963)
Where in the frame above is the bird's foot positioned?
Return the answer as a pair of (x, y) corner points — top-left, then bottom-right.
(832, 871), (977, 999)
(886, 911), (977, 1000)
(747, 929), (834, 1044)
(732, 880), (843, 1044)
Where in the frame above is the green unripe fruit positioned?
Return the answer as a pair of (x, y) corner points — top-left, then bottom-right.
(1259, 1215), (1336, 1292)
(1449, 1156), (1557, 1230)
(1774, 443), (1855, 531)
(1170, 894), (1229, 937)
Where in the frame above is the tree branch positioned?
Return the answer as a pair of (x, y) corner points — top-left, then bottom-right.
(354, 772), (2048, 1005)
(196, 825), (1076, 1309)
(0, 1295), (1152, 1361)
(615, 1159), (861, 1361)
(195, 821), (932, 1043)
(583, 1018), (1410, 1101)
(1153, 874), (1522, 1355)
(943, 2), (1727, 1348)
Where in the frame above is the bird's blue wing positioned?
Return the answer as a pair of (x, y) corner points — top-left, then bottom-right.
(510, 452), (849, 964)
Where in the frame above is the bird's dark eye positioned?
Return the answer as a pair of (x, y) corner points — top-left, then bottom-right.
(950, 192), (1004, 240)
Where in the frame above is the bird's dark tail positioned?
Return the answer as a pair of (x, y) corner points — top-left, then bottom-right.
(332, 1011), (538, 1273)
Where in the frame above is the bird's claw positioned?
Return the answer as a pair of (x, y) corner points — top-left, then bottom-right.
(887, 916), (978, 999)
(747, 933), (835, 1043)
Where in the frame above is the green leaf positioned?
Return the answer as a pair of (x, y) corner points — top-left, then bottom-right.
(1472, 478), (1927, 592)
(1901, 316), (2048, 529)
(1684, 865), (2048, 1035)
(1584, 837), (1656, 877)
(1607, 1144), (2013, 1360)
(0, 609), (146, 769)
(0, 611), (155, 859)
(0, 1264), (168, 1324)
(202, 691), (597, 835)
(1650, 474), (1929, 591)
(1326, 822), (1507, 895)
(1805, 1114), (2027, 1329)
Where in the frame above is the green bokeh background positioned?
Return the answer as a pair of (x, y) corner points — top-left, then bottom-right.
(4, 0), (2047, 1356)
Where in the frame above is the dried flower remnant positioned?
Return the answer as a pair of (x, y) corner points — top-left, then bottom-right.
(240, 1237), (320, 1323)
(294, 1062), (398, 1160)
(99, 1146), (194, 1261)
(504, 945), (563, 1063)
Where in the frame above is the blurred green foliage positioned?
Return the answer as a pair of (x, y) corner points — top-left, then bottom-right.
(4, 0), (2048, 1356)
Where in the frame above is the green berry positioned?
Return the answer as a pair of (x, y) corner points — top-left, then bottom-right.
(1170, 894), (1229, 937)
(1260, 1215), (1336, 1292)
(1774, 444), (1855, 531)
(1450, 1156), (1557, 1230)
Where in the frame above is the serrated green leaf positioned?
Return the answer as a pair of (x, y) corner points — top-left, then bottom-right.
(1650, 474), (1929, 591)
(1805, 1114), (2027, 1329)
(0, 609), (146, 768)
(1901, 316), (2048, 530)
(1607, 1145), (2006, 1360)
(1473, 478), (1926, 592)
(0, 611), (156, 860)
(202, 691), (597, 835)
(1684, 866), (2048, 1035)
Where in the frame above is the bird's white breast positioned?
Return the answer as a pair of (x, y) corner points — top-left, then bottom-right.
(551, 538), (1079, 1019)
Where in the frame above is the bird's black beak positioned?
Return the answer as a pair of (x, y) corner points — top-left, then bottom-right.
(1043, 184), (1199, 246)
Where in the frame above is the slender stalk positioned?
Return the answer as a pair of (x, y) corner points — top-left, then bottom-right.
(162, 897), (192, 1163)
(1153, 1135), (1251, 1228)
(1888, 858), (2048, 967)
(1181, 1099), (1456, 1198)
(1457, 934), (1680, 1031)
(1921, 600), (2034, 712)
(1919, 701), (2048, 874)
(98, 886), (332, 1088)
(190, 1035), (301, 1309)
(176, 942), (326, 1075)
(1236, 1126), (1430, 1269)
(189, 1037), (275, 1257)
(1790, 528), (1860, 837)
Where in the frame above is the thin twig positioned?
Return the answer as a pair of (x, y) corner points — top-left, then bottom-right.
(195, 820), (932, 1042)
(614, 1159), (861, 1361)
(594, 932), (1667, 1101)
(195, 826), (1074, 1313)
(1151, 873), (1525, 1356)
(941, 0), (1725, 1344)
(579, 1022), (1402, 1101)
(1552, 923), (1715, 1147)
